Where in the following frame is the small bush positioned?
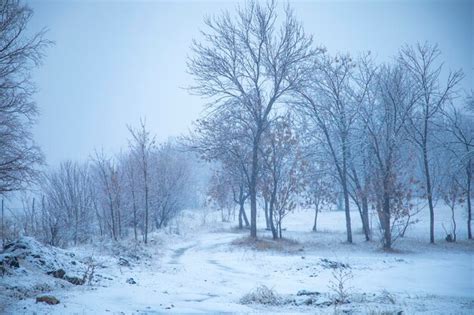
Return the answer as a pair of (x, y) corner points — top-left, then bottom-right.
(378, 289), (396, 304)
(328, 268), (353, 304)
(240, 285), (282, 305)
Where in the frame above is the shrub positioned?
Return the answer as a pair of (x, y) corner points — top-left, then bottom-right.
(240, 285), (282, 305)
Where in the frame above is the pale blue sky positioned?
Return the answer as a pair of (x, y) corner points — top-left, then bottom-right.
(27, 0), (473, 166)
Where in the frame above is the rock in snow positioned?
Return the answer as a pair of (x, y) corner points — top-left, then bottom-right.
(36, 295), (60, 305)
(0, 237), (103, 308)
(126, 277), (137, 284)
(118, 257), (131, 267)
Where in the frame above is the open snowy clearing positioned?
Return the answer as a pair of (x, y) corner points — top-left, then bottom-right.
(2, 207), (473, 314)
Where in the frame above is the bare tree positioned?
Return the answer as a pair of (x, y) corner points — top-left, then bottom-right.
(128, 119), (155, 244)
(191, 106), (253, 229)
(303, 166), (335, 232)
(232, 170), (251, 229)
(442, 96), (473, 239)
(399, 43), (463, 243)
(296, 53), (370, 243)
(93, 151), (121, 241)
(361, 63), (418, 249)
(346, 55), (378, 241)
(0, 0), (51, 195)
(19, 194), (37, 236)
(42, 161), (94, 246)
(346, 139), (372, 240)
(441, 171), (465, 242)
(188, 0), (319, 238)
(209, 161), (250, 229)
(151, 142), (191, 229)
(298, 117), (337, 232)
(207, 167), (235, 222)
(123, 153), (139, 241)
(39, 194), (60, 246)
(260, 115), (305, 239)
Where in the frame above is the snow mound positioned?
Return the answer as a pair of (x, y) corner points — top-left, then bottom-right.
(1, 237), (85, 278)
(0, 237), (105, 311)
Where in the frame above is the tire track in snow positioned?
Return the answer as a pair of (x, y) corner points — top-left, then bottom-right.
(168, 243), (198, 265)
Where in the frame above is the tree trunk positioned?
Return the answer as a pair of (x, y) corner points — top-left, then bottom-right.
(264, 197), (270, 230)
(382, 194), (392, 250)
(312, 204), (319, 232)
(1, 199), (4, 248)
(270, 215), (277, 239)
(144, 185), (149, 244)
(342, 141), (353, 243)
(451, 205), (457, 242)
(238, 203), (243, 229)
(361, 156), (371, 241)
(109, 202), (116, 241)
(117, 207), (121, 240)
(31, 198), (36, 237)
(350, 166), (370, 241)
(422, 144), (435, 244)
(269, 192), (278, 240)
(238, 186), (249, 229)
(144, 166), (149, 244)
(343, 184), (352, 243)
(132, 196), (137, 241)
(278, 211), (282, 239)
(249, 136), (259, 239)
(362, 196), (370, 241)
(74, 206), (79, 245)
(467, 163), (472, 239)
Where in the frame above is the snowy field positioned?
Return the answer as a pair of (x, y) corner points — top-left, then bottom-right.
(1, 206), (473, 315)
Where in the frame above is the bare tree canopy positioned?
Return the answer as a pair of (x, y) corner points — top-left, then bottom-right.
(399, 42), (464, 244)
(0, 0), (51, 195)
(188, 0), (320, 238)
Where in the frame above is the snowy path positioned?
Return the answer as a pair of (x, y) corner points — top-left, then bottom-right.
(5, 231), (257, 314)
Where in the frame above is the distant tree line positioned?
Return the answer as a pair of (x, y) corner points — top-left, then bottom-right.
(6, 123), (202, 247)
(0, 1), (207, 248)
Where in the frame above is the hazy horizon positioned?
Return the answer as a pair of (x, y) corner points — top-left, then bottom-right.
(28, 0), (473, 166)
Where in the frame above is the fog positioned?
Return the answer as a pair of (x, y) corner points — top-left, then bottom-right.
(27, 0), (472, 166)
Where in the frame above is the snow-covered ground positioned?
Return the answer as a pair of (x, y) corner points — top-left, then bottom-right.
(2, 205), (473, 314)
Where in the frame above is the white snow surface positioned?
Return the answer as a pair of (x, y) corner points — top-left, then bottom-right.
(1, 206), (473, 314)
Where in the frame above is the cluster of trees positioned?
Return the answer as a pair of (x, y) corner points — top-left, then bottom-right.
(0, 1), (472, 251)
(7, 122), (199, 247)
(0, 1), (204, 248)
(189, 0), (472, 249)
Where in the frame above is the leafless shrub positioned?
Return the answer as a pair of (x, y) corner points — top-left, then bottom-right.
(378, 289), (396, 304)
(82, 256), (98, 285)
(240, 285), (282, 305)
(328, 267), (353, 304)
